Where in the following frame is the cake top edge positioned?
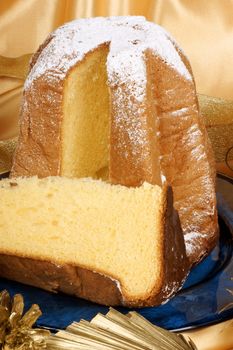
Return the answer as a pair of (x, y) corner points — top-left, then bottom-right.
(24, 16), (192, 93)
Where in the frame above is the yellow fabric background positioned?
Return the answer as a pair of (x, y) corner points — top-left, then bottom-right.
(1, 0), (233, 99)
(0, 1), (232, 349)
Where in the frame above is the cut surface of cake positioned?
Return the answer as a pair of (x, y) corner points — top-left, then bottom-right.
(0, 177), (188, 307)
(10, 16), (218, 264)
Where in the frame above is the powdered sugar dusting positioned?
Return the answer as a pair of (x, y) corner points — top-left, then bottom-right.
(25, 16), (191, 96)
(185, 232), (203, 255)
(24, 16), (191, 171)
(144, 21), (191, 81)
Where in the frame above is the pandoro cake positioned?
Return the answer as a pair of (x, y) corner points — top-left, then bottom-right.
(0, 16), (219, 307)
(0, 177), (188, 307)
(10, 16), (218, 264)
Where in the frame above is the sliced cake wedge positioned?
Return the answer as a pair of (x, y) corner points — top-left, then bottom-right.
(0, 176), (188, 307)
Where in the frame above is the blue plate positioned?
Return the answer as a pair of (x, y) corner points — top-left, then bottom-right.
(0, 174), (232, 332)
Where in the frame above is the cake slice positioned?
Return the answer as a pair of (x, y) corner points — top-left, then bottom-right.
(0, 176), (188, 307)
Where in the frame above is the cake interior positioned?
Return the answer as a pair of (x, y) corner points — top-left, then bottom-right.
(61, 45), (110, 180)
(0, 177), (164, 300)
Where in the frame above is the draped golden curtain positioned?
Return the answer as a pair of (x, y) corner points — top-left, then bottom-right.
(0, 1), (233, 349)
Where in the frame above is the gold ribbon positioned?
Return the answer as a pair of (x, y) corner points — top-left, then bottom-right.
(0, 55), (232, 177)
(198, 94), (233, 177)
(0, 54), (32, 80)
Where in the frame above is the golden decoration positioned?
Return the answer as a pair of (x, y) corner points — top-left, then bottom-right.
(0, 290), (50, 350)
(47, 308), (197, 350)
(0, 290), (198, 350)
(198, 94), (233, 168)
(0, 138), (18, 176)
